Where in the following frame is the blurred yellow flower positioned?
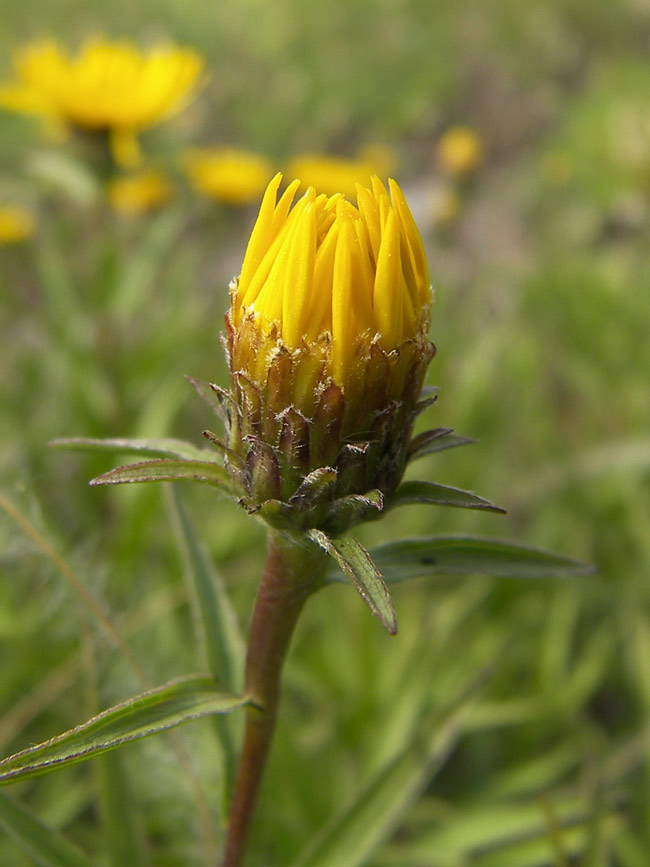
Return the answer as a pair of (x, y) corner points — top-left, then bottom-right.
(286, 150), (396, 199)
(107, 170), (172, 215)
(431, 185), (461, 228)
(0, 38), (204, 167)
(436, 126), (484, 178)
(0, 205), (35, 243)
(183, 148), (274, 204)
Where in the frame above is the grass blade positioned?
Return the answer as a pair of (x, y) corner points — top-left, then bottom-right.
(166, 486), (245, 793)
(98, 751), (150, 867)
(0, 792), (97, 867)
(290, 688), (474, 867)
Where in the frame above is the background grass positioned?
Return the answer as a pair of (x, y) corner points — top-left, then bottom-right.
(1, 0), (650, 864)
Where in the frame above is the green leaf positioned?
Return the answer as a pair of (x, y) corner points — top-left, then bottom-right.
(358, 536), (594, 584)
(89, 459), (232, 491)
(290, 686), (474, 867)
(0, 791), (98, 867)
(50, 436), (212, 463)
(408, 429), (476, 462)
(0, 676), (249, 787)
(309, 531), (397, 634)
(186, 375), (233, 422)
(389, 480), (506, 514)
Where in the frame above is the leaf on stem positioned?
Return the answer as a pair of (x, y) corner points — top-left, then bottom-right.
(89, 458), (232, 491)
(408, 429), (476, 462)
(309, 530), (397, 634)
(389, 480), (506, 513)
(0, 675), (249, 787)
(351, 535), (594, 585)
(50, 435), (212, 462)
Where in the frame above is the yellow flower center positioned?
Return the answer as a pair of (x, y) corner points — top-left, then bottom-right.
(233, 173), (430, 386)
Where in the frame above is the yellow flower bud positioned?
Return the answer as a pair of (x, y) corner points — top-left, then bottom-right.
(436, 126), (483, 178)
(107, 170), (172, 215)
(218, 174), (435, 533)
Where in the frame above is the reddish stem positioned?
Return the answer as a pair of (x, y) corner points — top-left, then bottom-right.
(222, 531), (327, 867)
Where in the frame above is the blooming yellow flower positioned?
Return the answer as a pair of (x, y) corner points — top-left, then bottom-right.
(183, 148), (274, 205)
(0, 38), (204, 167)
(106, 170), (173, 215)
(0, 205), (35, 243)
(286, 151), (395, 200)
(436, 126), (483, 178)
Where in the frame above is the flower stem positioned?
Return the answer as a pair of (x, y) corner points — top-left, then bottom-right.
(222, 530), (327, 867)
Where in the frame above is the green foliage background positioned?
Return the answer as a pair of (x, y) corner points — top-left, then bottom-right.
(1, 0), (650, 864)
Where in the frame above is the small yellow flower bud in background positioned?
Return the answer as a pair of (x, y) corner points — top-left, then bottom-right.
(106, 170), (173, 215)
(0, 206), (35, 244)
(0, 38), (205, 168)
(286, 149), (396, 199)
(436, 126), (484, 178)
(182, 148), (275, 205)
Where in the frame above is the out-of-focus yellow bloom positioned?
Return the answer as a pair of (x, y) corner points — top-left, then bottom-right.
(431, 185), (461, 229)
(286, 150), (396, 200)
(232, 172), (431, 392)
(436, 126), (483, 178)
(183, 148), (274, 204)
(107, 170), (172, 215)
(0, 205), (35, 243)
(0, 38), (204, 167)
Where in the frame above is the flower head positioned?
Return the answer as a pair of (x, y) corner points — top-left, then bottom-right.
(0, 205), (35, 243)
(107, 170), (173, 215)
(183, 148), (275, 205)
(0, 38), (204, 166)
(286, 150), (396, 199)
(219, 173), (435, 532)
(436, 126), (483, 178)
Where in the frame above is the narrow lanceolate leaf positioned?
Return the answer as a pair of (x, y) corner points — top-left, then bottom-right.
(49, 436), (212, 463)
(90, 459), (232, 491)
(185, 376), (232, 423)
(0, 676), (249, 786)
(356, 536), (594, 585)
(290, 686), (474, 867)
(309, 530), (397, 634)
(408, 429), (476, 462)
(0, 792), (98, 867)
(390, 480), (506, 514)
